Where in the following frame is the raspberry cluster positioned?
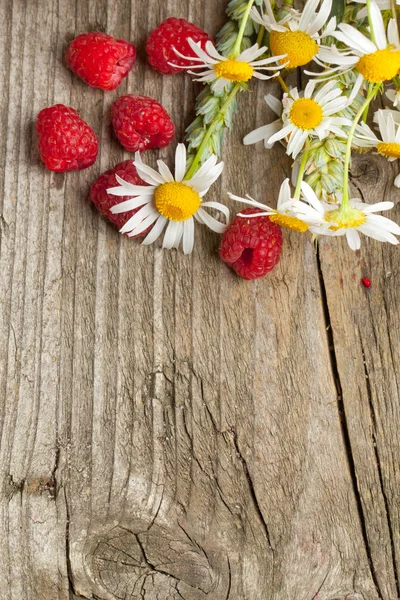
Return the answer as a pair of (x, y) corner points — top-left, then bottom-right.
(36, 20), (210, 172)
(34, 16), (284, 279)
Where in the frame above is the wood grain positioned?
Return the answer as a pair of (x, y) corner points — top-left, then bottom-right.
(0, 0), (399, 599)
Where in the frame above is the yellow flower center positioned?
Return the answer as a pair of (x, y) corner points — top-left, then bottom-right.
(325, 207), (366, 231)
(270, 29), (318, 68)
(270, 212), (309, 232)
(356, 48), (400, 83)
(154, 182), (201, 222)
(289, 98), (323, 130)
(377, 141), (400, 159)
(214, 59), (254, 82)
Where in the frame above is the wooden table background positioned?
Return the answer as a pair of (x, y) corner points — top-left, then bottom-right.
(1, 0), (400, 598)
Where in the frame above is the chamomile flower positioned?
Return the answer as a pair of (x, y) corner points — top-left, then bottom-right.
(295, 182), (400, 249)
(354, 110), (400, 158)
(315, 2), (400, 86)
(107, 144), (229, 254)
(228, 178), (324, 232)
(267, 79), (351, 159)
(171, 39), (284, 92)
(354, 110), (400, 186)
(243, 94), (282, 148)
(251, 0), (337, 69)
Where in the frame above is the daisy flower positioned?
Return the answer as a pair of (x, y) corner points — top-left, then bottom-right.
(267, 80), (351, 159)
(353, 110), (400, 186)
(250, 0), (337, 69)
(171, 39), (285, 92)
(107, 144), (229, 254)
(315, 2), (400, 86)
(228, 178), (324, 232)
(243, 94), (282, 147)
(295, 182), (400, 249)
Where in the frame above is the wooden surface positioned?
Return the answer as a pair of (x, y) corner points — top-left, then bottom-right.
(0, 0), (399, 599)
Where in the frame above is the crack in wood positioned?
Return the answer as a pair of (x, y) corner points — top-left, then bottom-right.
(231, 428), (274, 552)
(316, 249), (384, 600)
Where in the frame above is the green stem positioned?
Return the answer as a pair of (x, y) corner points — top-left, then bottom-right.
(256, 25), (266, 47)
(342, 84), (377, 207)
(294, 138), (311, 199)
(184, 84), (241, 180)
(362, 82), (374, 122)
(277, 74), (289, 94)
(232, 0), (256, 57)
(366, 0), (377, 45)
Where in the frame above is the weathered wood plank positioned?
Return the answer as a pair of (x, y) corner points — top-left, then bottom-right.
(0, 0), (399, 599)
(320, 153), (400, 600)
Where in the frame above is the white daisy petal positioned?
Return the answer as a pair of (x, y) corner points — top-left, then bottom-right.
(304, 79), (317, 98)
(205, 41), (227, 62)
(337, 24), (377, 53)
(369, 0), (387, 50)
(127, 211), (159, 237)
(114, 174), (155, 194)
(188, 38), (219, 64)
(197, 208), (226, 233)
(182, 218), (195, 254)
(201, 201), (230, 223)
(367, 214), (400, 234)
(107, 186), (147, 197)
(277, 178), (291, 208)
(172, 223), (184, 249)
(345, 228), (361, 250)
(353, 201), (394, 213)
(268, 123), (294, 145)
(388, 18), (399, 47)
(163, 220), (181, 249)
(120, 202), (155, 235)
(142, 215), (168, 246)
(300, 182), (325, 213)
(111, 196), (151, 214)
(174, 144), (187, 182)
(238, 43), (265, 63)
(228, 192), (273, 212)
(265, 94), (282, 116)
(358, 223), (399, 244)
(253, 72), (280, 81)
(157, 160), (174, 182)
(299, 0), (320, 32)
(307, 0), (332, 36)
(134, 162), (166, 186)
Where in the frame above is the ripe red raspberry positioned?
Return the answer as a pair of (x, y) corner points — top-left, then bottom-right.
(90, 160), (153, 237)
(146, 17), (212, 75)
(219, 208), (283, 280)
(111, 95), (175, 153)
(36, 104), (98, 173)
(65, 32), (136, 90)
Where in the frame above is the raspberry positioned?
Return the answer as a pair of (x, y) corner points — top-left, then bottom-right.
(36, 104), (98, 172)
(65, 32), (136, 90)
(146, 17), (212, 75)
(111, 95), (175, 152)
(219, 208), (283, 280)
(90, 160), (152, 237)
